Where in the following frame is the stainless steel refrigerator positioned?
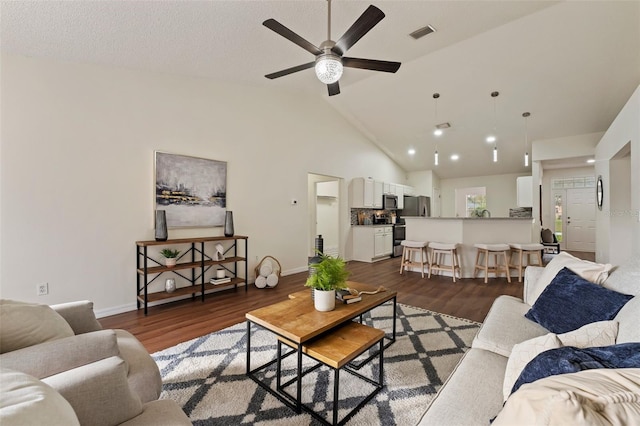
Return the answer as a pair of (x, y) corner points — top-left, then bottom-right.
(401, 196), (431, 217)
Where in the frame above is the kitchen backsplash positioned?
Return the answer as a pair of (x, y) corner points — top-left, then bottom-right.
(509, 207), (533, 218)
(351, 208), (397, 225)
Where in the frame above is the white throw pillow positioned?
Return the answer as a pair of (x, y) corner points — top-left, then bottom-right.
(494, 368), (640, 426)
(503, 333), (563, 401)
(527, 252), (613, 305)
(0, 299), (74, 353)
(557, 320), (618, 348)
(502, 321), (619, 401)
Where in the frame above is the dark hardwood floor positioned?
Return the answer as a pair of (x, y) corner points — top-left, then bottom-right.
(100, 257), (525, 353)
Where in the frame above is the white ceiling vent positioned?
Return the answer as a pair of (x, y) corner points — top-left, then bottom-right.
(410, 25), (436, 40)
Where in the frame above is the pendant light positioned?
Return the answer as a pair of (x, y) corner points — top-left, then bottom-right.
(433, 93), (443, 136)
(522, 112), (531, 167)
(489, 91), (499, 162)
(433, 93), (440, 165)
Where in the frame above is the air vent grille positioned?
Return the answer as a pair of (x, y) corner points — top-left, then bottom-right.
(410, 25), (436, 40)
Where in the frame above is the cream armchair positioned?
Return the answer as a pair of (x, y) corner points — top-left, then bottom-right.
(0, 299), (190, 425)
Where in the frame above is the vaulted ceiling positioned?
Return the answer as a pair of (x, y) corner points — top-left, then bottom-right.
(2, 1), (639, 178)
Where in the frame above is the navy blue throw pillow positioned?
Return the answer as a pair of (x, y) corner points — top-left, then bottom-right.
(525, 267), (633, 333)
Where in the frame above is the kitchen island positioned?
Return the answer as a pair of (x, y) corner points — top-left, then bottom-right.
(403, 217), (535, 278)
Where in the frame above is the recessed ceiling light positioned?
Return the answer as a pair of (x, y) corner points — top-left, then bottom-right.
(450, 154), (459, 161)
(408, 148), (416, 155)
(486, 135), (496, 143)
(587, 159), (595, 164)
(433, 129), (443, 136)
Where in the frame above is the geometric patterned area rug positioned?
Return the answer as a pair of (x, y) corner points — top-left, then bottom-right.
(153, 303), (480, 425)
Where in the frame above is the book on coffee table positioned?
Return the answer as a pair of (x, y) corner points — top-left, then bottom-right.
(336, 289), (361, 304)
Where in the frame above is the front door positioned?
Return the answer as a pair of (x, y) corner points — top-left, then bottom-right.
(566, 187), (596, 252)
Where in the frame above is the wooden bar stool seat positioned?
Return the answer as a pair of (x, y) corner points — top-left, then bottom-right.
(473, 243), (511, 284)
(427, 242), (461, 282)
(399, 240), (429, 278)
(508, 243), (544, 282)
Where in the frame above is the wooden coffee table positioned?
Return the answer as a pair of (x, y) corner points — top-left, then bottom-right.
(245, 281), (397, 414)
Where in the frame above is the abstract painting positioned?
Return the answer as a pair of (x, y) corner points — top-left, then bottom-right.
(155, 152), (227, 228)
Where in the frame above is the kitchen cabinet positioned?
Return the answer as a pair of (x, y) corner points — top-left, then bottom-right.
(517, 176), (533, 207)
(352, 226), (392, 262)
(397, 185), (405, 209)
(350, 178), (383, 208)
(373, 180), (383, 208)
(384, 183), (397, 195)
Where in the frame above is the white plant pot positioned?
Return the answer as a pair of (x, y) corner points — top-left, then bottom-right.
(314, 289), (336, 312)
(165, 258), (177, 267)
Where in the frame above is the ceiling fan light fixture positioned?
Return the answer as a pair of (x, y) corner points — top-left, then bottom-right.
(315, 54), (343, 84)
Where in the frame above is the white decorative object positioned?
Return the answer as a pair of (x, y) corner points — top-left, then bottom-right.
(216, 269), (225, 279)
(165, 258), (177, 267)
(266, 273), (278, 288)
(314, 289), (336, 312)
(215, 244), (225, 261)
(254, 276), (267, 289)
(165, 278), (176, 293)
(259, 261), (273, 277)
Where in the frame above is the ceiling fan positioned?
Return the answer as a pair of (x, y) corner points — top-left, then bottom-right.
(263, 0), (401, 96)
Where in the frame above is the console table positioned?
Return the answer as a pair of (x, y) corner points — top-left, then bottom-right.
(136, 235), (248, 315)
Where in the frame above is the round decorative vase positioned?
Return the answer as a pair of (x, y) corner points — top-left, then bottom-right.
(314, 289), (336, 312)
(224, 211), (234, 237)
(165, 258), (177, 268)
(165, 278), (176, 293)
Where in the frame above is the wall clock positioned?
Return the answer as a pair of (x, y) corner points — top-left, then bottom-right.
(596, 175), (603, 210)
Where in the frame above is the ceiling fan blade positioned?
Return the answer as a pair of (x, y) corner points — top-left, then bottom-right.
(328, 81), (340, 96)
(265, 62), (315, 79)
(332, 5), (385, 56)
(263, 19), (323, 56)
(342, 57), (401, 73)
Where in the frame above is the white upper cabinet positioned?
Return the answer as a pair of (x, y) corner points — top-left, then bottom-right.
(351, 178), (411, 209)
(517, 176), (533, 207)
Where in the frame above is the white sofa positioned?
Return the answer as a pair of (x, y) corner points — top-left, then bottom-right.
(0, 300), (191, 425)
(418, 255), (640, 425)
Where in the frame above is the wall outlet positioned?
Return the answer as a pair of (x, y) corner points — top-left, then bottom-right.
(37, 283), (49, 296)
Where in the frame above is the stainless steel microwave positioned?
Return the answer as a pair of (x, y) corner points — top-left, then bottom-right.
(383, 194), (398, 210)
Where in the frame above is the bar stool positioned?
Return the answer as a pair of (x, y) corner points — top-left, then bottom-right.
(400, 240), (429, 278)
(508, 243), (544, 282)
(427, 242), (461, 282)
(473, 243), (511, 284)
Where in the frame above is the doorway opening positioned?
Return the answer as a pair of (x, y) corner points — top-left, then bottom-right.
(308, 173), (342, 258)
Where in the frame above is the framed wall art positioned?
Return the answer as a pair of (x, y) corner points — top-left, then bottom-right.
(155, 151), (227, 228)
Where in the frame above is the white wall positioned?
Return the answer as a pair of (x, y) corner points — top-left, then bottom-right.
(595, 85), (640, 264)
(439, 173), (527, 217)
(0, 54), (406, 315)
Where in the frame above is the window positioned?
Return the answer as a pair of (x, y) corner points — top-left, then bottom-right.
(554, 193), (563, 242)
(466, 194), (487, 217)
(455, 187), (487, 217)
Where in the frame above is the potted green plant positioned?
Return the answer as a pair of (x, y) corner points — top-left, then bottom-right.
(160, 248), (180, 267)
(305, 253), (350, 311)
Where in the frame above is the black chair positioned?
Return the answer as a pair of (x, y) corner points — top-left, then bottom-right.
(541, 228), (560, 254)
